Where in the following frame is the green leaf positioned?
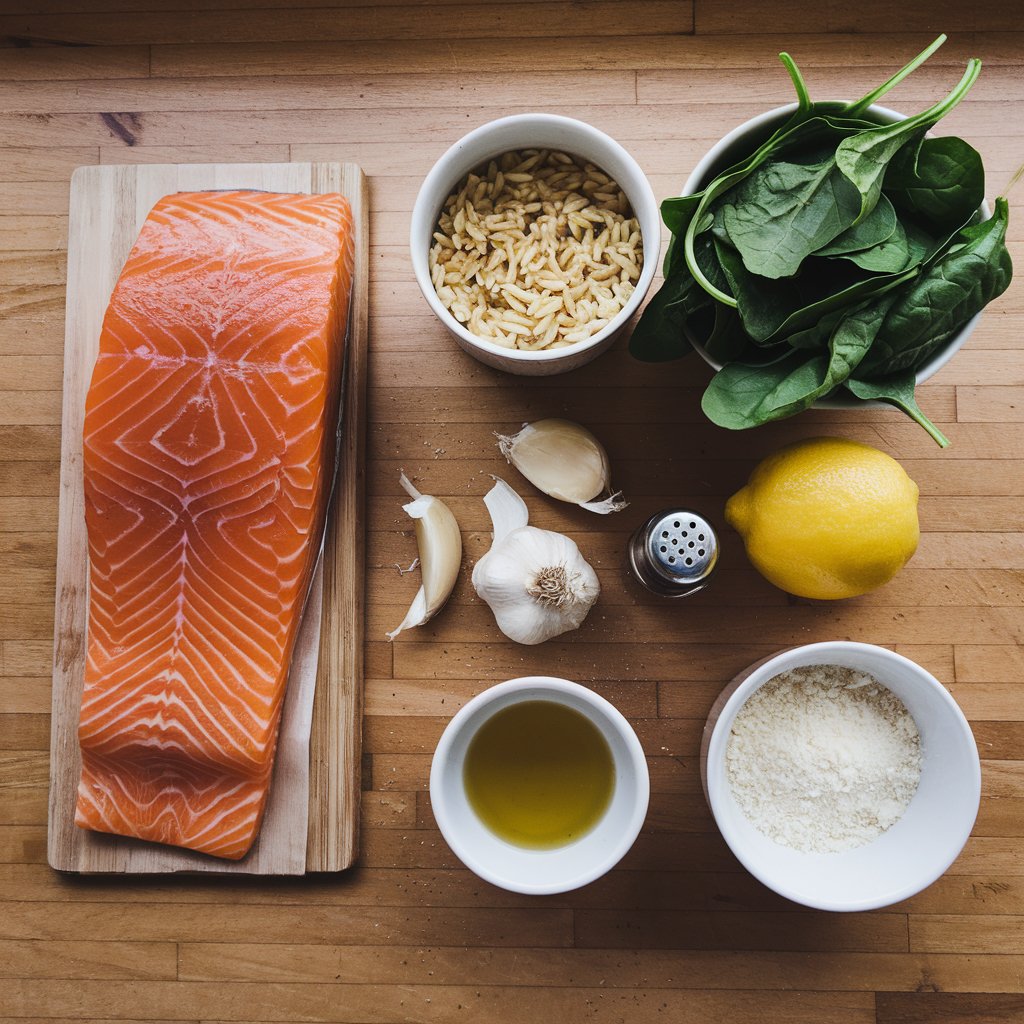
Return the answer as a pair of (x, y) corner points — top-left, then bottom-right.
(832, 218), (914, 273)
(884, 135), (985, 232)
(701, 299), (892, 429)
(759, 264), (920, 344)
(703, 304), (753, 364)
(835, 58), (982, 223)
(714, 230), (916, 346)
(661, 195), (706, 276)
(815, 194), (898, 256)
(702, 349), (827, 428)
(682, 113), (881, 306)
(823, 298), (899, 380)
(904, 219), (938, 264)
(858, 197), (1013, 376)
(785, 306), (848, 350)
(628, 274), (699, 362)
(662, 193), (703, 236)
(714, 239), (802, 342)
(718, 155), (862, 278)
(846, 373), (950, 447)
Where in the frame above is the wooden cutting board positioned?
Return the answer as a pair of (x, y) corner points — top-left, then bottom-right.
(47, 162), (368, 875)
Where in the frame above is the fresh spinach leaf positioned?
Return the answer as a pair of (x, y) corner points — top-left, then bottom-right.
(632, 231), (730, 361)
(758, 263), (919, 344)
(701, 298), (892, 428)
(687, 304), (717, 350)
(832, 218), (914, 273)
(703, 304), (752, 364)
(885, 135), (985, 232)
(661, 195), (706, 276)
(846, 373), (950, 447)
(785, 306), (848, 350)
(815, 194), (898, 256)
(661, 194), (703, 238)
(702, 349), (828, 428)
(628, 273), (700, 362)
(904, 219), (938, 264)
(714, 239), (802, 342)
(683, 114), (884, 305)
(857, 197), (1013, 375)
(714, 231), (912, 345)
(835, 58), (982, 223)
(718, 155), (862, 278)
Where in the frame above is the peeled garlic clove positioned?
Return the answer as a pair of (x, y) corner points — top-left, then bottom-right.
(387, 472), (462, 641)
(495, 418), (628, 514)
(472, 478), (600, 646)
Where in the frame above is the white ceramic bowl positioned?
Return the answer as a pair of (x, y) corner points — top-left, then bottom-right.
(410, 113), (661, 376)
(701, 642), (981, 912)
(429, 676), (650, 894)
(681, 103), (986, 399)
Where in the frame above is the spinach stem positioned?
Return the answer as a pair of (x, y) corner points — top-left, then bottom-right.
(892, 399), (950, 448)
(685, 210), (738, 306)
(843, 34), (946, 117)
(779, 52), (811, 113)
(897, 58), (982, 133)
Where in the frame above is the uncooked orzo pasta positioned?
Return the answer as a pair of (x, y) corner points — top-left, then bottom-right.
(428, 149), (643, 351)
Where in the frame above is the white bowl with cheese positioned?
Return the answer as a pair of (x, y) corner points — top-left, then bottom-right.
(700, 642), (981, 912)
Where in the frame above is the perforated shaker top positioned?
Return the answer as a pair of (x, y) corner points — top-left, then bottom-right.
(644, 511), (718, 586)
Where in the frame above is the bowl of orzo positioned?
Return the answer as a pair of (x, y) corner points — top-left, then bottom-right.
(411, 113), (660, 375)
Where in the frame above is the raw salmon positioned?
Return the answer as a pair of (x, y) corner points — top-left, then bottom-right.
(75, 190), (354, 860)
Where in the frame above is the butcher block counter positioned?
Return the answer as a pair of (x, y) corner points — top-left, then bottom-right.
(2, 2), (1024, 1021)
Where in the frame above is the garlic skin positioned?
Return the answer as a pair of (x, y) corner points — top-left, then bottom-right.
(387, 472), (462, 641)
(495, 418), (628, 514)
(472, 478), (600, 645)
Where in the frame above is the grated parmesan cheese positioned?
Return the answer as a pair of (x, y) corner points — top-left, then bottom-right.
(726, 664), (922, 853)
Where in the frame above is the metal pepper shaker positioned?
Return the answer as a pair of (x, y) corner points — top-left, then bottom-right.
(627, 508), (719, 598)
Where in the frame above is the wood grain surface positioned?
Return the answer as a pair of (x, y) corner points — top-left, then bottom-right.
(46, 161), (368, 875)
(1, 0), (1022, 1020)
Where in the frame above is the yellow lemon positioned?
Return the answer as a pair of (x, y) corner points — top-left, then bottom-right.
(725, 437), (920, 600)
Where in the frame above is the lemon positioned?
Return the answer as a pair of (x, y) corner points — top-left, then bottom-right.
(725, 437), (920, 600)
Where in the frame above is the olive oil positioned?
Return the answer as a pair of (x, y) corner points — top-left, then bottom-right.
(463, 700), (615, 849)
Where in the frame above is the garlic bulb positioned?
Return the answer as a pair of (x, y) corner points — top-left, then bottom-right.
(495, 418), (628, 514)
(387, 472), (462, 640)
(472, 478), (600, 645)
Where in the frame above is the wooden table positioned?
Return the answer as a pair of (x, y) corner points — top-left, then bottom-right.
(2, 3), (1023, 1021)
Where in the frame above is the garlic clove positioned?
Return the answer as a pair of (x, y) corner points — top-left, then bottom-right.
(495, 418), (628, 514)
(472, 478), (600, 646)
(387, 472), (462, 641)
(482, 475), (529, 542)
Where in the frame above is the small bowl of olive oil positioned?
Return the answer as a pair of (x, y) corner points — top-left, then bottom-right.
(429, 676), (650, 894)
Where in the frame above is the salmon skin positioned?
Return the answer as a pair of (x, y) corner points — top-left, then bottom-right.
(75, 190), (355, 860)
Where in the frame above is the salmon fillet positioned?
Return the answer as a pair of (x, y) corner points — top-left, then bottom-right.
(75, 190), (354, 860)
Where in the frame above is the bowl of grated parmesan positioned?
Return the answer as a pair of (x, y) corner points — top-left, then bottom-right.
(700, 642), (981, 912)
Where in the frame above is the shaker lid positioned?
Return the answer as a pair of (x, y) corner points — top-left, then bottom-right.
(643, 510), (718, 587)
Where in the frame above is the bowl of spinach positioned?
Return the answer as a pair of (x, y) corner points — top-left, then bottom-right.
(630, 35), (1013, 447)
